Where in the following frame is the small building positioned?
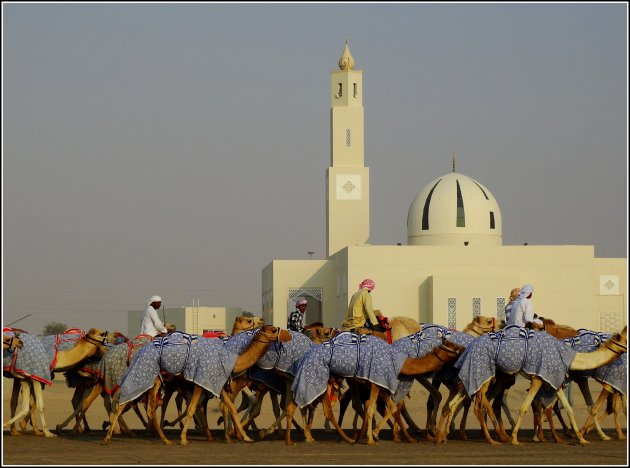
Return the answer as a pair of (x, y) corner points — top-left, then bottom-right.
(128, 306), (245, 337)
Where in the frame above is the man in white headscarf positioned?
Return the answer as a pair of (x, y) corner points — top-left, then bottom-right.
(287, 297), (308, 333)
(140, 295), (168, 337)
(506, 284), (539, 327)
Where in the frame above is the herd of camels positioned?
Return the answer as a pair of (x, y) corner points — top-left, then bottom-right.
(3, 312), (627, 446)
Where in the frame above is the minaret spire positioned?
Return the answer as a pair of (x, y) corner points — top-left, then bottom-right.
(339, 39), (355, 71)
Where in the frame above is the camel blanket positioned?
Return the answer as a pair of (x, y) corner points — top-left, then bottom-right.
(391, 325), (475, 403)
(222, 330), (256, 355)
(565, 330), (627, 395)
(291, 332), (407, 408)
(39, 332), (85, 371)
(455, 325), (577, 396)
(117, 332), (238, 404)
(249, 366), (286, 394)
(3, 333), (53, 385)
(256, 330), (315, 376)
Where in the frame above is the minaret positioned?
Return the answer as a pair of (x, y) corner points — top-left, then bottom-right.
(326, 40), (370, 257)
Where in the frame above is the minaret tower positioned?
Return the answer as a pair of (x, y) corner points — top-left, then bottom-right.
(326, 40), (370, 257)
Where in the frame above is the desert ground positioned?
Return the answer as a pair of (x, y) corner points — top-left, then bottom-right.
(2, 375), (627, 466)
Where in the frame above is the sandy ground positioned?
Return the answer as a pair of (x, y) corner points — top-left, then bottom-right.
(2, 375), (627, 466)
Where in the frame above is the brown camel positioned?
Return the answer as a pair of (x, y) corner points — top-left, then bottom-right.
(580, 387), (626, 440)
(4, 328), (109, 437)
(386, 316), (498, 440)
(104, 325), (291, 446)
(283, 339), (466, 445)
(435, 325), (627, 446)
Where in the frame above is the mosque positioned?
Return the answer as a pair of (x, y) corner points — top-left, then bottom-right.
(261, 42), (627, 334)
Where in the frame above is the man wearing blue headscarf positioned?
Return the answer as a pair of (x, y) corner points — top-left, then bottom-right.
(506, 284), (538, 327)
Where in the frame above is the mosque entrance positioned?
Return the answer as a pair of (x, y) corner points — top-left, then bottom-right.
(287, 288), (323, 326)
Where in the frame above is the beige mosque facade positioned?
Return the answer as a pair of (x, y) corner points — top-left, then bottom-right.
(261, 42), (627, 334)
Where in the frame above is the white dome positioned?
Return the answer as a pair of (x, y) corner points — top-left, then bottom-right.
(407, 172), (502, 246)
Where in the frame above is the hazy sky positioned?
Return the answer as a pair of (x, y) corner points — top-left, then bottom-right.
(2, 2), (627, 336)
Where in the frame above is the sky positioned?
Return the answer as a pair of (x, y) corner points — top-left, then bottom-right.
(2, 2), (627, 337)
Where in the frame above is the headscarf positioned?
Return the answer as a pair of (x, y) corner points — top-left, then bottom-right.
(359, 279), (376, 291)
(148, 295), (162, 306)
(295, 298), (308, 308)
(519, 284), (534, 299)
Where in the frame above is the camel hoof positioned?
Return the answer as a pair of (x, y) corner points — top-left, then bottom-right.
(601, 435), (611, 441)
(44, 432), (56, 438)
(285, 441), (296, 446)
(618, 434), (626, 440)
(511, 439), (521, 446)
(489, 440), (500, 446)
(459, 430), (468, 440)
(579, 439), (590, 445)
(179, 440), (188, 446)
(305, 438), (317, 444)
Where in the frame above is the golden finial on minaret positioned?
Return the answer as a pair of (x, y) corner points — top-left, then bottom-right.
(339, 38), (355, 71)
(452, 152), (456, 172)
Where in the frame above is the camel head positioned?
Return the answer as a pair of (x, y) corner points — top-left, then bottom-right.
(3, 333), (23, 350)
(164, 322), (177, 333)
(304, 326), (336, 344)
(435, 338), (466, 362)
(254, 325), (292, 343)
(232, 316), (264, 335)
(605, 325), (627, 355)
(82, 328), (110, 357)
(465, 315), (498, 336)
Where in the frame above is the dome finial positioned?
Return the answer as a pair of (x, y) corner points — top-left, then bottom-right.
(452, 152), (456, 172)
(339, 38), (355, 71)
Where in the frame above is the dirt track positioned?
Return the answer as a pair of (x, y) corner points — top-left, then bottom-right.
(2, 377), (627, 466)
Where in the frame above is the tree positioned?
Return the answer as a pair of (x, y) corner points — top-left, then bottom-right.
(241, 310), (254, 317)
(42, 321), (68, 336)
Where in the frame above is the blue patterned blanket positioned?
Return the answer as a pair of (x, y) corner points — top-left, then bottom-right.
(39, 332), (85, 370)
(256, 330), (315, 376)
(455, 325), (577, 396)
(390, 325), (476, 403)
(117, 332), (238, 404)
(564, 329), (627, 395)
(249, 366), (286, 394)
(3, 333), (52, 385)
(291, 332), (407, 408)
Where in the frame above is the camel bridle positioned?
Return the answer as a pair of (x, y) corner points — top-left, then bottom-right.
(469, 317), (496, 336)
(605, 336), (627, 355)
(3, 335), (22, 350)
(82, 332), (109, 347)
(432, 340), (462, 364)
(252, 327), (281, 344)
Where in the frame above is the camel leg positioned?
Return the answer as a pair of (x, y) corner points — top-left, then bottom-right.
(418, 376), (441, 439)
(29, 381), (55, 437)
(544, 401), (565, 443)
(611, 392), (625, 440)
(320, 384), (355, 444)
(59, 382), (102, 435)
(357, 383), (379, 445)
(220, 388), (253, 443)
(387, 398), (416, 443)
(531, 398), (546, 442)
(284, 400), (298, 446)
(435, 387), (467, 444)
(501, 390), (516, 430)
(473, 380), (502, 445)
(554, 386), (589, 445)
(580, 386), (611, 440)
(143, 379), (172, 445)
(178, 385), (203, 445)
(456, 396), (472, 439)
(9, 379), (24, 436)
(27, 389), (43, 435)
(400, 399), (422, 434)
(103, 395), (131, 444)
(4, 381), (33, 432)
(510, 377), (543, 445)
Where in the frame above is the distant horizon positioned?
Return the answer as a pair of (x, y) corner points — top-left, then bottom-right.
(2, 2), (627, 336)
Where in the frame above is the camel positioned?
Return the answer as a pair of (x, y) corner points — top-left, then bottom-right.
(285, 334), (466, 445)
(434, 324), (627, 446)
(3, 328), (109, 437)
(530, 328), (627, 443)
(54, 333), (155, 436)
(104, 325), (291, 445)
(160, 316), (265, 437)
(385, 315), (499, 440)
